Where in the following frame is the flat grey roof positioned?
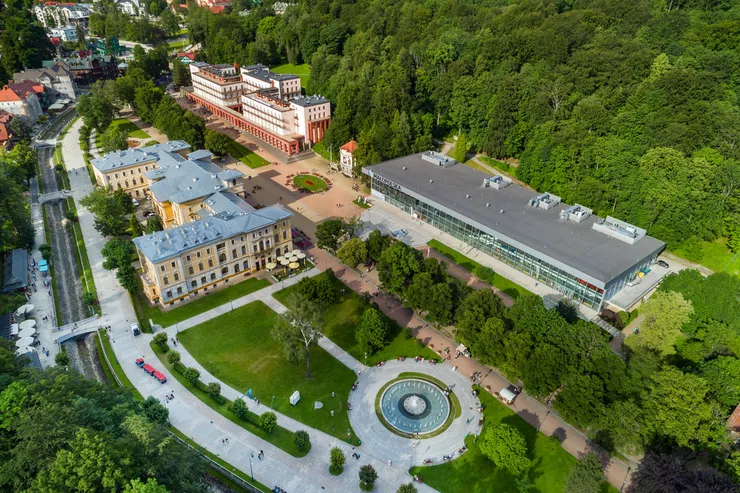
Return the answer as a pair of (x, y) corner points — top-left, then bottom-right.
(291, 95), (328, 107)
(3, 249), (28, 293)
(365, 154), (665, 286)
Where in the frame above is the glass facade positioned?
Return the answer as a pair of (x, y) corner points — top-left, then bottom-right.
(372, 177), (608, 309)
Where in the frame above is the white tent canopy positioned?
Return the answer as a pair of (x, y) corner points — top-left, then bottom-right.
(15, 304), (34, 317)
(18, 328), (36, 338)
(15, 337), (34, 348)
(15, 346), (34, 356)
(19, 319), (36, 329)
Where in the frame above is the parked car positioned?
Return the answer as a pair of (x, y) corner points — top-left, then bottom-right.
(143, 211), (155, 218)
(131, 323), (141, 336)
(657, 260), (669, 268)
(132, 198), (139, 207)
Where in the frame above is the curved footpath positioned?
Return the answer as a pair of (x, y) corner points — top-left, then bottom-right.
(59, 118), (436, 493)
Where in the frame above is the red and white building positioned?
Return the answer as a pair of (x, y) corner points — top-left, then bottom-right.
(186, 62), (330, 156)
(0, 85), (43, 123)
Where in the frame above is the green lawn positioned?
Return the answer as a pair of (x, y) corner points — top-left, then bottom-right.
(479, 156), (515, 175)
(97, 329), (144, 400)
(177, 300), (360, 444)
(272, 63), (310, 88)
(96, 119), (151, 147)
(410, 386), (616, 493)
(132, 277), (270, 331)
(273, 272), (439, 365)
(151, 339), (311, 457)
(293, 174), (327, 193)
(222, 135), (270, 169)
(670, 237), (740, 277)
(168, 38), (189, 50)
(427, 239), (532, 300)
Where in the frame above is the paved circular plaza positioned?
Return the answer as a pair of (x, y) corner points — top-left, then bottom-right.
(348, 360), (482, 466)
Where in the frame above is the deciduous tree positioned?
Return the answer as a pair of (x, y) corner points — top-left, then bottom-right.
(564, 453), (604, 493)
(478, 423), (531, 476)
(271, 292), (322, 378)
(337, 237), (367, 268)
(356, 308), (387, 354)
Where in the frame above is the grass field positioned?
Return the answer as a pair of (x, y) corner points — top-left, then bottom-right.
(131, 277), (270, 331)
(272, 63), (310, 87)
(479, 156), (515, 175)
(427, 239), (532, 300)
(177, 300), (360, 444)
(293, 174), (328, 193)
(96, 119), (150, 147)
(410, 387), (616, 493)
(168, 38), (189, 50)
(222, 135), (270, 169)
(273, 272), (439, 365)
(670, 238), (740, 276)
(151, 339), (312, 457)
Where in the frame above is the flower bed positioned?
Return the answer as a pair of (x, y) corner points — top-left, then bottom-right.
(289, 172), (330, 193)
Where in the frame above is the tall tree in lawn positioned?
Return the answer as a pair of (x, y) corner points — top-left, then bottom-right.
(9, 118), (32, 143)
(478, 423), (531, 476)
(356, 307), (387, 355)
(377, 242), (423, 297)
(624, 291), (693, 357)
(271, 292), (322, 378)
(81, 186), (134, 237)
(129, 214), (144, 237)
(358, 464), (378, 490)
(101, 128), (130, 153)
(172, 57), (191, 87)
(337, 237), (367, 268)
(204, 129), (231, 157)
(315, 218), (345, 251)
(453, 134), (469, 162)
(564, 453), (604, 493)
(329, 446), (345, 474)
(146, 215), (164, 233)
(455, 289), (506, 347)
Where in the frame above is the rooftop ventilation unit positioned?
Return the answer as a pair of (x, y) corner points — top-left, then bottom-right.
(527, 192), (561, 211)
(421, 151), (456, 168)
(482, 175), (511, 190)
(592, 216), (646, 245)
(559, 204), (592, 223)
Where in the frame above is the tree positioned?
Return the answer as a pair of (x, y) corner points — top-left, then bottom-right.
(478, 423), (531, 476)
(159, 9), (180, 37)
(102, 238), (135, 271)
(454, 134), (469, 162)
(337, 237), (367, 267)
(365, 230), (391, 261)
(356, 308), (387, 354)
(146, 215), (164, 233)
(124, 478), (170, 492)
(231, 398), (249, 419)
(129, 214), (144, 237)
(359, 464), (378, 490)
(204, 130), (231, 157)
(343, 216), (364, 238)
(183, 367), (200, 384)
(271, 292), (322, 378)
(627, 452), (739, 493)
(258, 411), (277, 433)
(166, 350), (181, 365)
(9, 118), (32, 142)
(55, 350), (70, 367)
(377, 242), (423, 296)
(38, 243), (52, 262)
(624, 291), (693, 356)
(80, 187), (134, 237)
(315, 219), (345, 251)
(565, 453), (604, 493)
(206, 382), (221, 399)
(100, 128), (129, 153)
(294, 430), (310, 450)
(330, 446), (345, 474)
(153, 332), (169, 352)
(397, 484), (418, 493)
(141, 396), (169, 425)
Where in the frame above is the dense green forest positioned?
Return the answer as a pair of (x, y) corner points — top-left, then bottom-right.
(187, 0), (740, 252)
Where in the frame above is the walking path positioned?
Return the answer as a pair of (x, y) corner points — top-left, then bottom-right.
(59, 119), (434, 493)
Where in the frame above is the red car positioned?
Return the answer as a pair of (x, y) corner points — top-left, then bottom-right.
(142, 364), (155, 375)
(135, 358), (145, 367)
(153, 371), (167, 384)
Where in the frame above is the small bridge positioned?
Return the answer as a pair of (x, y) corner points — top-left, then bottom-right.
(39, 190), (72, 204)
(55, 315), (102, 344)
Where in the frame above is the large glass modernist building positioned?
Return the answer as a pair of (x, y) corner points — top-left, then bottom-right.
(364, 152), (665, 310)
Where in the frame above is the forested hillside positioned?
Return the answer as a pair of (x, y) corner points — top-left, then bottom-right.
(188, 0), (740, 251)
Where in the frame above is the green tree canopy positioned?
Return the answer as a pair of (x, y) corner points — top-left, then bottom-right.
(478, 423), (531, 476)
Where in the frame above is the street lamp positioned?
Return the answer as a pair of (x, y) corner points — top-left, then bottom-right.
(249, 452), (255, 481)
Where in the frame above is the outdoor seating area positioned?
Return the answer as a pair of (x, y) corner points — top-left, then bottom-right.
(267, 249), (313, 281)
(10, 304), (41, 357)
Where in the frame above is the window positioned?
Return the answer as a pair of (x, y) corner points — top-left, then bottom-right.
(208, 259), (213, 267)
(274, 234), (279, 243)
(221, 267), (229, 275)
(241, 245), (246, 255)
(266, 240), (271, 248)
(160, 265), (165, 272)
(174, 273), (179, 281)
(198, 262), (203, 271)
(243, 260), (249, 270)
(122, 171), (127, 176)
(219, 253), (227, 263)
(253, 243), (258, 252)
(196, 251), (201, 258)
(191, 280), (197, 288)
(235, 264), (240, 273)
(171, 262), (176, 268)
(163, 276), (169, 285)
(283, 231), (287, 240)
(166, 290), (172, 298)
(231, 239), (235, 245)
(186, 255), (191, 261)
(210, 273), (216, 280)
(216, 243), (225, 249)
(276, 247), (281, 257)
(206, 248), (211, 254)
(232, 249), (236, 258)
(188, 266), (194, 275)
(177, 287), (182, 294)
(132, 178), (137, 185)
(114, 173), (119, 179)
(201, 276), (206, 284)
(282, 221), (286, 227)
